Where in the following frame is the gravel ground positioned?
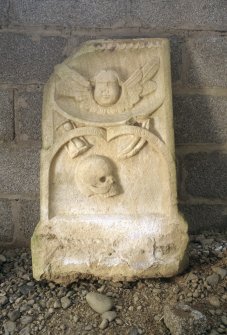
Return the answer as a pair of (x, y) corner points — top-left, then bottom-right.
(0, 232), (226, 335)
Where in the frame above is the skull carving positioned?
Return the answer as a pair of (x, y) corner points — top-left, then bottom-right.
(75, 155), (121, 198)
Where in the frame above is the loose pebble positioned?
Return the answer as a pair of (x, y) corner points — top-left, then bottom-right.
(212, 267), (227, 279)
(0, 254), (7, 263)
(128, 326), (139, 335)
(221, 316), (227, 326)
(99, 319), (109, 330)
(115, 318), (123, 325)
(19, 326), (31, 335)
(206, 273), (220, 287)
(21, 315), (33, 325)
(97, 285), (105, 293)
(0, 295), (8, 306)
(86, 292), (113, 314)
(164, 303), (208, 335)
(53, 299), (61, 309)
(73, 315), (79, 323)
(209, 330), (219, 335)
(208, 296), (220, 308)
(19, 284), (34, 296)
(4, 321), (16, 334)
(7, 310), (21, 322)
(101, 310), (117, 322)
(60, 296), (71, 309)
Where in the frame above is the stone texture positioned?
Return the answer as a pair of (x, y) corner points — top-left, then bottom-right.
(183, 152), (227, 199)
(212, 267), (227, 279)
(32, 38), (188, 284)
(0, 144), (39, 195)
(0, 296), (8, 306)
(0, 255), (6, 264)
(10, 0), (128, 28)
(60, 296), (71, 309)
(170, 36), (183, 83)
(15, 89), (42, 141)
(206, 273), (219, 287)
(185, 36), (227, 88)
(0, 0), (9, 25)
(0, 90), (14, 141)
(3, 321), (16, 335)
(0, 200), (14, 242)
(19, 200), (39, 240)
(86, 292), (113, 314)
(0, 32), (67, 84)
(173, 95), (227, 144)
(101, 311), (117, 322)
(8, 310), (21, 322)
(179, 204), (227, 233)
(208, 295), (220, 308)
(164, 303), (208, 335)
(131, 0), (227, 31)
(221, 316), (227, 326)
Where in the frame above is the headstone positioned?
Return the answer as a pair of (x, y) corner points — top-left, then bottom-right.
(31, 38), (189, 284)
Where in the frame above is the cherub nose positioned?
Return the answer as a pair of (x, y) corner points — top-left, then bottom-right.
(102, 87), (109, 94)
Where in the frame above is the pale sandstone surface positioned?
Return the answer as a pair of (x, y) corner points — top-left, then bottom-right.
(31, 38), (188, 284)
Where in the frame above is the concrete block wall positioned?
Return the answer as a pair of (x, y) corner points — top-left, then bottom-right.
(0, 0), (226, 247)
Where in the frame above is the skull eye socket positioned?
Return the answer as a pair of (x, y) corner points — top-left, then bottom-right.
(99, 176), (106, 183)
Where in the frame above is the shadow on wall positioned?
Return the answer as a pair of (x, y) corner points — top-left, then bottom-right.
(172, 37), (227, 233)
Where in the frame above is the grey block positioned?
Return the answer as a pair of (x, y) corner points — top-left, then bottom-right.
(0, 90), (14, 141)
(179, 204), (227, 233)
(19, 199), (39, 240)
(175, 156), (183, 200)
(169, 36), (183, 83)
(173, 95), (227, 144)
(0, 0), (9, 25)
(0, 32), (67, 84)
(185, 36), (227, 88)
(0, 200), (14, 242)
(0, 144), (40, 195)
(131, 0), (227, 31)
(10, 0), (128, 28)
(15, 89), (42, 141)
(182, 152), (227, 200)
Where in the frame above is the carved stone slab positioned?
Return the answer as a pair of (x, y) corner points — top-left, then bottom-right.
(31, 38), (188, 284)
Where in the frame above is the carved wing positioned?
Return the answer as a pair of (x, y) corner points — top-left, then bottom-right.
(121, 57), (160, 110)
(54, 64), (93, 111)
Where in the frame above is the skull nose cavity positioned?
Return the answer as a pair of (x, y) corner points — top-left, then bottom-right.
(110, 176), (115, 183)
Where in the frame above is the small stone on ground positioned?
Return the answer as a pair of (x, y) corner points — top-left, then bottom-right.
(164, 303), (208, 335)
(86, 292), (114, 314)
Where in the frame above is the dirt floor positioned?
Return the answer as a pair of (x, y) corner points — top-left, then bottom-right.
(0, 232), (226, 335)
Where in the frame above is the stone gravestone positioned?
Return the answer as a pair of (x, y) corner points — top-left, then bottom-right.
(31, 38), (189, 284)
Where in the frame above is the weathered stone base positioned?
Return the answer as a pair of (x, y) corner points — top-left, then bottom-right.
(31, 213), (188, 285)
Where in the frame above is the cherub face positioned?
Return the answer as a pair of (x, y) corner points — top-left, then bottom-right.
(93, 70), (121, 107)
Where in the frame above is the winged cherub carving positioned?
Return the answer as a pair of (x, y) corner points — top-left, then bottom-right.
(54, 58), (160, 116)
